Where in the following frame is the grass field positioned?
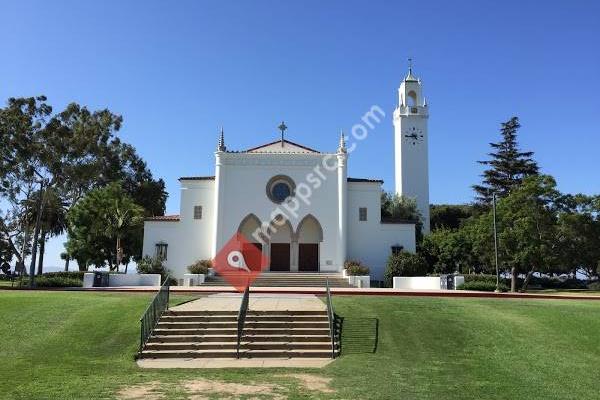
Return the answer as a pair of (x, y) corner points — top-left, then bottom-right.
(1, 291), (599, 399)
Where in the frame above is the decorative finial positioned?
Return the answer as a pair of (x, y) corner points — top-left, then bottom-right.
(408, 58), (413, 74)
(278, 121), (287, 147)
(338, 130), (346, 153)
(423, 97), (428, 107)
(217, 126), (226, 152)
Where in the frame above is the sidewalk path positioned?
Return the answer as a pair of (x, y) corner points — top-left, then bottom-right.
(6, 285), (600, 301)
(171, 293), (326, 312)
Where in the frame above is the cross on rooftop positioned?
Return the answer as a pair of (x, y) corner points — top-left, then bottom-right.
(278, 121), (287, 146)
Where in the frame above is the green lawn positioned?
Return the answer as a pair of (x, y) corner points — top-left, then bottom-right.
(1, 291), (599, 399)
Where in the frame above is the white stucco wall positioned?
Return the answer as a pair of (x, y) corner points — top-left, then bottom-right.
(393, 75), (430, 233)
(142, 179), (215, 278)
(214, 152), (344, 272)
(346, 182), (416, 281)
(143, 148), (416, 280)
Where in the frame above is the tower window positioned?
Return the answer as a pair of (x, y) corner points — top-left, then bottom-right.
(194, 205), (203, 219)
(359, 207), (368, 221)
(407, 90), (417, 107)
(155, 243), (168, 260)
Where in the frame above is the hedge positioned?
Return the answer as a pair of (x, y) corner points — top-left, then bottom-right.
(458, 280), (509, 292)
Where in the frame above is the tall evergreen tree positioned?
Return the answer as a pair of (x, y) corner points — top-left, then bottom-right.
(473, 117), (539, 203)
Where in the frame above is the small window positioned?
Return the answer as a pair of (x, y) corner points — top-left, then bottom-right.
(155, 243), (168, 260)
(359, 207), (368, 221)
(194, 206), (203, 220)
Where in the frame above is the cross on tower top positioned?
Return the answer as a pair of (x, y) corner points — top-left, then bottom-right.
(278, 121), (287, 146)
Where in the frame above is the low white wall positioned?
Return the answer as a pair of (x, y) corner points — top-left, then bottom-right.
(393, 276), (441, 290)
(83, 273), (94, 288)
(183, 273), (205, 286)
(454, 275), (465, 288)
(83, 273), (161, 288)
(348, 275), (370, 288)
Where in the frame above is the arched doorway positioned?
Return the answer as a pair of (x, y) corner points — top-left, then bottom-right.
(296, 214), (323, 272)
(237, 214), (266, 269)
(268, 215), (293, 271)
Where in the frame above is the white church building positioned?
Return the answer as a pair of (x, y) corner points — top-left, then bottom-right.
(142, 68), (430, 281)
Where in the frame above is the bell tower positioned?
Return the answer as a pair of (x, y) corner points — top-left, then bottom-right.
(393, 61), (430, 233)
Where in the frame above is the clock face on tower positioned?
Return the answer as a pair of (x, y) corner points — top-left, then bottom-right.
(403, 126), (424, 145)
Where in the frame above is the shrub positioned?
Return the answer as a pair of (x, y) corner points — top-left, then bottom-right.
(34, 276), (83, 288)
(187, 259), (212, 275)
(464, 274), (498, 284)
(587, 281), (600, 291)
(530, 276), (587, 290)
(457, 280), (509, 292)
(136, 256), (170, 282)
(344, 260), (362, 270)
(346, 264), (370, 276)
(43, 271), (85, 281)
(384, 251), (428, 287)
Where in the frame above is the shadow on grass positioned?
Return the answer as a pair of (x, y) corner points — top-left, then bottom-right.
(338, 315), (379, 354)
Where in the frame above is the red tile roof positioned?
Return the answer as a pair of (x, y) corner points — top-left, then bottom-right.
(145, 215), (180, 222)
(178, 176), (215, 181)
(347, 177), (384, 183)
(380, 217), (417, 224)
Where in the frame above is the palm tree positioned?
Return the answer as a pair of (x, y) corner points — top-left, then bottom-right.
(103, 198), (144, 273)
(60, 251), (70, 272)
(25, 188), (68, 275)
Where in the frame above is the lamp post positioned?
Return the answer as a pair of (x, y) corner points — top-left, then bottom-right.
(492, 192), (500, 292)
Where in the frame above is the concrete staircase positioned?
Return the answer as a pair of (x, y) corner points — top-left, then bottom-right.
(139, 309), (337, 359)
(202, 272), (352, 288)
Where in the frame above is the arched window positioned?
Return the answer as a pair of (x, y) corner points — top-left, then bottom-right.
(407, 91), (417, 107)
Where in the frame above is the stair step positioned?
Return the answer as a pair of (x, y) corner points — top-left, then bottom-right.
(149, 334), (332, 343)
(164, 310), (327, 316)
(139, 349), (336, 359)
(200, 273), (354, 288)
(153, 328), (331, 336)
(161, 315), (328, 322)
(145, 342), (335, 351)
(157, 322), (330, 329)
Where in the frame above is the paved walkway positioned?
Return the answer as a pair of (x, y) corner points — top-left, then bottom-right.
(171, 293), (327, 312)
(137, 358), (333, 369)
(65, 286), (600, 301)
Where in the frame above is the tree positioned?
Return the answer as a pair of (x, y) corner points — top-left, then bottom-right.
(473, 117), (539, 203)
(0, 96), (53, 283)
(60, 251), (71, 272)
(0, 226), (13, 272)
(1, 96), (167, 281)
(430, 204), (474, 231)
(66, 183), (144, 271)
(420, 228), (477, 274)
(25, 187), (68, 275)
(555, 194), (600, 280)
(469, 175), (561, 291)
(384, 251), (429, 287)
(103, 195), (144, 273)
(381, 192), (423, 241)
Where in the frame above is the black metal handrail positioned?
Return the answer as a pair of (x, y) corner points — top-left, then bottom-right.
(236, 282), (250, 359)
(139, 276), (170, 354)
(325, 278), (336, 358)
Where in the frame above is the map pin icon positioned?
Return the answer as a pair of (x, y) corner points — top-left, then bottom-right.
(227, 250), (250, 273)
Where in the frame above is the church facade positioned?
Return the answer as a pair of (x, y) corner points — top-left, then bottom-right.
(142, 68), (429, 281)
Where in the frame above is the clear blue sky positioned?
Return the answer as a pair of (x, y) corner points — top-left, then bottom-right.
(1, 0), (599, 270)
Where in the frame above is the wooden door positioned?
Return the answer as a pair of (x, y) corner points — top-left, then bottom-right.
(241, 242), (262, 272)
(298, 243), (319, 272)
(270, 243), (290, 271)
